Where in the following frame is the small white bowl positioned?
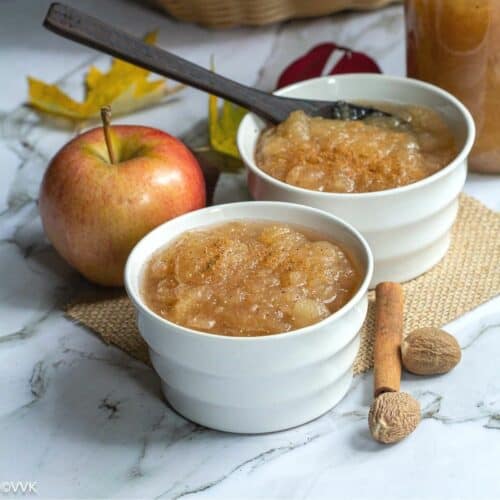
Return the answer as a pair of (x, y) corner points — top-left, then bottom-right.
(237, 74), (475, 287)
(125, 202), (373, 433)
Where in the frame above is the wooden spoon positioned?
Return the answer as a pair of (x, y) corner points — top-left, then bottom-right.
(43, 2), (394, 124)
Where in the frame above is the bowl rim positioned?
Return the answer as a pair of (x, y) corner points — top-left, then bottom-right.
(124, 201), (373, 343)
(237, 73), (476, 199)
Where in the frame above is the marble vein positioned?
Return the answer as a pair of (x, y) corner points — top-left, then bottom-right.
(159, 433), (325, 500)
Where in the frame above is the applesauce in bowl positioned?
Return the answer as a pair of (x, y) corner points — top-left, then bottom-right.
(142, 221), (361, 337)
(125, 201), (373, 433)
(255, 104), (458, 193)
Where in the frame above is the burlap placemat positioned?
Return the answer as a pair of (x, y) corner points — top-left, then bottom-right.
(66, 193), (500, 374)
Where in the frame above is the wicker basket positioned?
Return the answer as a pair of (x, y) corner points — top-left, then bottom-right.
(152, 0), (400, 28)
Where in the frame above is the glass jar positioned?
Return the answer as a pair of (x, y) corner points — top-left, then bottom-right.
(405, 0), (500, 173)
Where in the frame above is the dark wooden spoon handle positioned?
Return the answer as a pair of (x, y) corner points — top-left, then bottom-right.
(43, 3), (296, 123)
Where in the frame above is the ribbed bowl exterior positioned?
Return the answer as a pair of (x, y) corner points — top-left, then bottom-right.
(247, 160), (466, 286)
(139, 297), (367, 433)
(238, 75), (475, 287)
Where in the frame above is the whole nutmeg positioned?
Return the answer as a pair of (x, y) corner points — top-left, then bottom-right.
(402, 328), (461, 375)
(369, 392), (420, 444)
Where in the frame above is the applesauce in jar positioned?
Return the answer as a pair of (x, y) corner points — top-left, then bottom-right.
(142, 221), (361, 337)
(406, 0), (500, 173)
(255, 105), (457, 193)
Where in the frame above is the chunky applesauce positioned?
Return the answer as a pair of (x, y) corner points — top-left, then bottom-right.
(142, 221), (361, 337)
(255, 105), (457, 193)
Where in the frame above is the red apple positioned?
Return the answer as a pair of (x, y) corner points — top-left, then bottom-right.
(39, 124), (206, 286)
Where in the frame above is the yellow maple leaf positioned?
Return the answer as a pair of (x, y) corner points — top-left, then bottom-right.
(208, 60), (247, 160)
(209, 95), (247, 159)
(28, 32), (183, 121)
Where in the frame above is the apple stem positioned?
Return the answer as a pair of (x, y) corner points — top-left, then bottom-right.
(101, 105), (117, 164)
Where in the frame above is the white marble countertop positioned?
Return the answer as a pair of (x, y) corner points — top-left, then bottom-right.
(1, 1), (499, 499)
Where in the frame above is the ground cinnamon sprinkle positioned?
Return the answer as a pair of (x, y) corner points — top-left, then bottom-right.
(142, 221), (360, 336)
(255, 106), (457, 193)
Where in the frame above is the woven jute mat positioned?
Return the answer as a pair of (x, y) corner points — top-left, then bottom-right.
(66, 193), (500, 374)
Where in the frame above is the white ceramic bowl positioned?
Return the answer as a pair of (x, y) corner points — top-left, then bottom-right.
(237, 74), (475, 287)
(125, 202), (373, 433)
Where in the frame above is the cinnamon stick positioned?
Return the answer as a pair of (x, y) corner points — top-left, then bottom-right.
(374, 282), (404, 397)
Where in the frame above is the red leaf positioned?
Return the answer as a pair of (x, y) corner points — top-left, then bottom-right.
(277, 43), (337, 88)
(330, 49), (381, 75)
(277, 43), (382, 89)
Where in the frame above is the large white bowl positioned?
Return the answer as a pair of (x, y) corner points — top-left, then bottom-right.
(237, 74), (475, 287)
(125, 202), (373, 433)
